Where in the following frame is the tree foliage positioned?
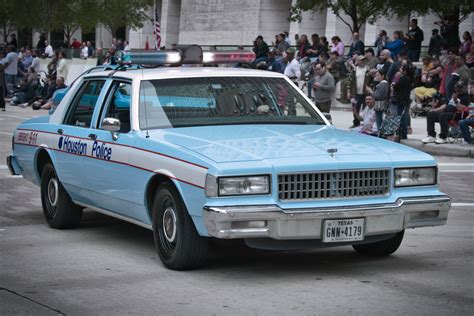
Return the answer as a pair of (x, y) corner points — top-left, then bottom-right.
(290, 0), (391, 33)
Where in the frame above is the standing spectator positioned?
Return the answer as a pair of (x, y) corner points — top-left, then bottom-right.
(392, 63), (414, 139)
(44, 41), (54, 58)
(331, 36), (344, 56)
(347, 55), (370, 128)
(437, 17), (460, 50)
(387, 51), (408, 83)
(252, 35), (269, 65)
(284, 31), (291, 46)
(71, 38), (81, 50)
(348, 32), (365, 57)
(96, 48), (105, 66)
(275, 33), (289, 56)
(365, 69), (389, 130)
(428, 29), (443, 58)
(385, 31), (404, 60)
(312, 61), (335, 113)
(294, 34), (300, 47)
(36, 34), (46, 54)
(81, 42), (89, 59)
(306, 33), (322, 58)
(297, 34), (310, 59)
(376, 49), (394, 76)
(459, 31), (472, 55)
(86, 41), (94, 57)
(0, 62), (4, 111)
(8, 34), (17, 49)
(405, 18), (424, 62)
(56, 52), (68, 84)
(2, 45), (18, 96)
(283, 48), (300, 85)
(320, 36), (329, 54)
(375, 30), (389, 57)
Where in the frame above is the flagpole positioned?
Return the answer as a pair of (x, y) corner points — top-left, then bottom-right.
(153, 2), (157, 50)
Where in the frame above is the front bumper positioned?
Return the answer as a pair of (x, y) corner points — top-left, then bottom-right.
(203, 195), (451, 239)
(6, 155), (21, 176)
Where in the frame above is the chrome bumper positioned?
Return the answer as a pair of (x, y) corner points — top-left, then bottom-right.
(203, 196), (451, 239)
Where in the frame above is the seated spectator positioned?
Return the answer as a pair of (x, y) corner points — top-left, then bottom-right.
(298, 34), (311, 59)
(44, 41), (54, 58)
(252, 35), (269, 65)
(350, 95), (378, 134)
(459, 31), (472, 55)
(331, 36), (344, 56)
(347, 32), (365, 57)
(422, 83), (470, 144)
(320, 36), (329, 54)
(306, 33), (322, 58)
(275, 33), (289, 56)
(283, 48), (300, 85)
(413, 56), (443, 107)
(14, 67), (39, 106)
(265, 49), (284, 74)
(39, 76), (67, 110)
(458, 102), (474, 145)
(30, 50), (40, 72)
(326, 51), (341, 83)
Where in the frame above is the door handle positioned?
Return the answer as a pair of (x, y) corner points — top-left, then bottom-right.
(88, 133), (97, 140)
(57, 128), (64, 135)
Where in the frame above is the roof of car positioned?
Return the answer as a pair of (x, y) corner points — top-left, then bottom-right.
(82, 66), (286, 81)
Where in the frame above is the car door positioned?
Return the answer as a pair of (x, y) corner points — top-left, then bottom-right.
(82, 81), (139, 219)
(53, 79), (107, 202)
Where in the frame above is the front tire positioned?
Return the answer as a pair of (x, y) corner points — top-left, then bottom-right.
(40, 163), (83, 228)
(152, 182), (208, 270)
(352, 230), (404, 256)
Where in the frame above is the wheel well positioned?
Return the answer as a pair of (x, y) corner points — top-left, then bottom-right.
(146, 174), (174, 220)
(36, 149), (52, 180)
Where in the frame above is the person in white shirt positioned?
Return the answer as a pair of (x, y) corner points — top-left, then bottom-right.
(44, 41), (54, 58)
(81, 43), (89, 59)
(30, 50), (40, 72)
(56, 52), (68, 84)
(283, 48), (301, 85)
(351, 95), (378, 134)
(124, 40), (130, 51)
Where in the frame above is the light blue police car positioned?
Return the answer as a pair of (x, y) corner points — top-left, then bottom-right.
(7, 48), (451, 270)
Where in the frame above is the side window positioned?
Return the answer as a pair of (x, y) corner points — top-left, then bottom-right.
(99, 81), (131, 133)
(64, 80), (106, 128)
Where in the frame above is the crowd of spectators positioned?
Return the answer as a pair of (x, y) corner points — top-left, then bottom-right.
(251, 17), (473, 145)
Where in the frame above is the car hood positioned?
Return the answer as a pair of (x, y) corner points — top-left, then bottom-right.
(150, 125), (425, 163)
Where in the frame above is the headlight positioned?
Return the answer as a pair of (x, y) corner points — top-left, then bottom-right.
(394, 167), (436, 187)
(206, 175), (270, 197)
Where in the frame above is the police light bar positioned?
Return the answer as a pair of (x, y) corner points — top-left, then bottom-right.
(115, 50), (182, 65)
(202, 51), (255, 64)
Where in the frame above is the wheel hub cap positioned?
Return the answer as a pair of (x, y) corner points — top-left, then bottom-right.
(47, 178), (59, 207)
(163, 207), (177, 243)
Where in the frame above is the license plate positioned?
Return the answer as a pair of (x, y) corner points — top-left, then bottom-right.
(322, 218), (365, 243)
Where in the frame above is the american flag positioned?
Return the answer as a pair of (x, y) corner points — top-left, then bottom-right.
(153, 5), (161, 50)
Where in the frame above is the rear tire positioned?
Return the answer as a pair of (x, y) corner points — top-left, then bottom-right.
(40, 163), (83, 228)
(352, 230), (404, 256)
(152, 182), (208, 270)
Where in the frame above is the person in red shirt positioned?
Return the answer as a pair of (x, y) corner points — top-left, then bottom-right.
(71, 38), (81, 49)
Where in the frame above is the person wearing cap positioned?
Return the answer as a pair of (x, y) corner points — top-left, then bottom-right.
(284, 48), (300, 85)
(347, 54), (371, 127)
(266, 49), (284, 74)
(428, 29), (443, 58)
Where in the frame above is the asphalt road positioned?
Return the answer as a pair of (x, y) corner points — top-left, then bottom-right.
(1, 107), (473, 315)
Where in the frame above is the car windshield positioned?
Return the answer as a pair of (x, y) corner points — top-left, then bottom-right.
(139, 77), (325, 129)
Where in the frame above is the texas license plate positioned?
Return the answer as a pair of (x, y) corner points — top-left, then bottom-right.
(322, 218), (365, 243)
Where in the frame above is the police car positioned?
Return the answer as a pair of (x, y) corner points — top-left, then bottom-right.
(7, 46), (451, 270)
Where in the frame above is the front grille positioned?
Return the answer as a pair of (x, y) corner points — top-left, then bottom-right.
(278, 170), (390, 201)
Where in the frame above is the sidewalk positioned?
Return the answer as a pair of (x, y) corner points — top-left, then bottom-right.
(331, 99), (473, 158)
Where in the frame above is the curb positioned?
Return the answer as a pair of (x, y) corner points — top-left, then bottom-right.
(401, 139), (474, 158)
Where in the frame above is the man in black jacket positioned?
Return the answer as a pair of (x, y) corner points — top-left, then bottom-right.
(405, 19), (424, 62)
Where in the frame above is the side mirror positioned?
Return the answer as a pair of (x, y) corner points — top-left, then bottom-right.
(102, 117), (121, 140)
